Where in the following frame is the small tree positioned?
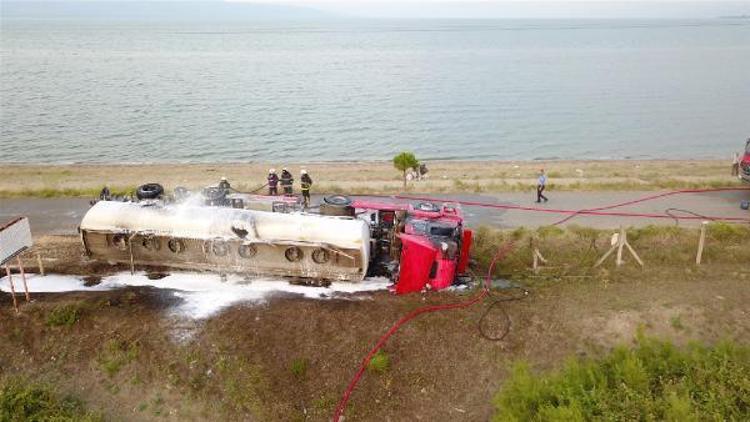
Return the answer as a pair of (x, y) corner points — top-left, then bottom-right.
(393, 151), (419, 188)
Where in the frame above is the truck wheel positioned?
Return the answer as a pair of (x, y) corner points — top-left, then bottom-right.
(323, 195), (352, 207)
(136, 183), (164, 200)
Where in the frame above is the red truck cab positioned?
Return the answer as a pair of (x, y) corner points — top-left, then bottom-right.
(352, 200), (472, 294)
(741, 139), (750, 184)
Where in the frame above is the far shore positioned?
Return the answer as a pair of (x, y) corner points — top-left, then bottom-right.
(0, 159), (741, 198)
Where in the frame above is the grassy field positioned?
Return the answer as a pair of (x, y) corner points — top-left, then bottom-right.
(493, 335), (750, 421)
(0, 159), (742, 197)
(1, 225), (749, 420)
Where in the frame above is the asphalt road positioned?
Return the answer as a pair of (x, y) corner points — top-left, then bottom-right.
(2, 190), (749, 236)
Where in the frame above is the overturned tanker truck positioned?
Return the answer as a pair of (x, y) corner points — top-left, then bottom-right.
(79, 185), (473, 294)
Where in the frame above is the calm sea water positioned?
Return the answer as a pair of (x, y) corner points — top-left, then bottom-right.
(1, 18), (749, 163)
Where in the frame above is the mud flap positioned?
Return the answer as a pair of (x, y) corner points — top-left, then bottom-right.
(395, 234), (437, 294)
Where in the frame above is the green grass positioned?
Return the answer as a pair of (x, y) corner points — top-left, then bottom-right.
(290, 358), (308, 378)
(367, 351), (390, 374)
(0, 377), (103, 422)
(670, 315), (685, 331)
(470, 224), (750, 277)
(492, 335), (750, 421)
(0, 186), (135, 198)
(215, 355), (267, 417)
(46, 303), (82, 327)
(97, 339), (139, 377)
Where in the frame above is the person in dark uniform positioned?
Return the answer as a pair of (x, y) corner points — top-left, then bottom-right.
(99, 186), (111, 201)
(280, 168), (294, 195)
(300, 169), (313, 207)
(218, 177), (231, 192)
(267, 169), (279, 196)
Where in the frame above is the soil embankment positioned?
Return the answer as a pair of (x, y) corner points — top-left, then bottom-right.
(2, 227), (749, 421)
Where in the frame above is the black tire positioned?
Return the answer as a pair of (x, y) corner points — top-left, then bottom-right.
(323, 195), (352, 207)
(416, 201), (439, 212)
(136, 183), (164, 200)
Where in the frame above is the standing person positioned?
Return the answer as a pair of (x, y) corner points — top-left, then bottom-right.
(280, 167), (294, 196)
(267, 169), (279, 196)
(300, 169), (313, 208)
(732, 152), (740, 177)
(218, 177), (231, 192)
(536, 169), (548, 203)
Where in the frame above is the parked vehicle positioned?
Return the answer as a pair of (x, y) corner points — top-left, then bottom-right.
(741, 138), (750, 184)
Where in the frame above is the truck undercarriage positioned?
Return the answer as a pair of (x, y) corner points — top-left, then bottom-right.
(80, 185), (473, 294)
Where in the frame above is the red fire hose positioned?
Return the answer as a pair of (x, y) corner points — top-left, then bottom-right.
(332, 186), (750, 421)
(394, 187), (750, 225)
(331, 243), (514, 422)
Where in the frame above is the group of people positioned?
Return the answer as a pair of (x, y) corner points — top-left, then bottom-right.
(215, 166), (549, 207)
(266, 168), (314, 206)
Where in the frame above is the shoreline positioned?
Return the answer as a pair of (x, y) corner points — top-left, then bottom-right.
(0, 158), (731, 166)
(0, 159), (740, 198)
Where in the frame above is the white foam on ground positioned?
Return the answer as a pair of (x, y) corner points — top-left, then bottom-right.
(0, 273), (390, 319)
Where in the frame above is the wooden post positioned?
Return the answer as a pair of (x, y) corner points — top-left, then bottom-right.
(595, 227), (644, 269)
(128, 233), (136, 275)
(530, 236), (547, 274)
(696, 221), (708, 265)
(616, 226), (625, 267)
(4, 264), (18, 313)
(16, 256), (30, 302)
(36, 253), (45, 276)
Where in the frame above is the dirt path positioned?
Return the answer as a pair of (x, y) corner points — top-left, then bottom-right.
(3, 190), (748, 236)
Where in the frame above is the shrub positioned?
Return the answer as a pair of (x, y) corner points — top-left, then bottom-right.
(46, 304), (82, 327)
(0, 378), (102, 421)
(492, 336), (750, 421)
(367, 351), (390, 374)
(393, 152), (419, 188)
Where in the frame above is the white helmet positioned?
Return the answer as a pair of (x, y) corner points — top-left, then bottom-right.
(282, 167), (288, 172)
(220, 177), (227, 181)
(269, 168), (276, 174)
(300, 169), (307, 174)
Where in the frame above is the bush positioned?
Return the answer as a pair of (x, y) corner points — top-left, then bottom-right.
(393, 152), (419, 188)
(0, 378), (102, 421)
(368, 351), (390, 374)
(46, 304), (82, 327)
(492, 336), (750, 421)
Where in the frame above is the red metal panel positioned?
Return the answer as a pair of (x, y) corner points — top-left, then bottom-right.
(396, 234), (438, 294)
(457, 228), (473, 274)
(429, 258), (456, 291)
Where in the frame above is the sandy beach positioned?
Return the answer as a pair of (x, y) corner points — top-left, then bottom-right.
(0, 159), (740, 198)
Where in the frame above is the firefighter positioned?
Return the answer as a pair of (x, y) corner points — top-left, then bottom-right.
(280, 168), (294, 196)
(218, 177), (231, 192)
(300, 169), (313, 207)
(267, 169), (279, 196)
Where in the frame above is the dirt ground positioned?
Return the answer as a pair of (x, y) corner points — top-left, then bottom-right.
(0, 159), (741, 197)
(1, 235), (749, 421)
